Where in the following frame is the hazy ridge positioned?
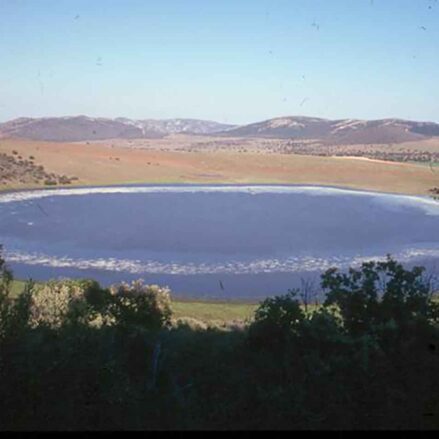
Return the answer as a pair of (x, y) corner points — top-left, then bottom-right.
(217, 116), (439, 144)
(0, 116), (236, 142)
(1, 115), (439, 144)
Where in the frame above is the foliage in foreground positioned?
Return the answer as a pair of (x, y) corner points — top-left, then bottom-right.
(0, 249), (438, 430)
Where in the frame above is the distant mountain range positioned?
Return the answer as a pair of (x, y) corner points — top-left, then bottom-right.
(217, 116), (439, 144)
(1, 115), (439, 144)
(0, 116), (235, 142)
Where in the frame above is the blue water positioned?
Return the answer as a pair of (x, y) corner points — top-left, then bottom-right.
(1, 184), (438, 300)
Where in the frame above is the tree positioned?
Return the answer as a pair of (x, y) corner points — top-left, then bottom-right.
(248, 289), (305, 349)
(321, 255), (438, 337)
(0, 246), (32, 339)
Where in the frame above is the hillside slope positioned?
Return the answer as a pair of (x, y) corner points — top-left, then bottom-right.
(0, 116), (235, 142)
(219, 116), (439, 144)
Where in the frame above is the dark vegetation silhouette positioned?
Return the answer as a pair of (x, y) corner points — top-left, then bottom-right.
(0, 246), (438, 430)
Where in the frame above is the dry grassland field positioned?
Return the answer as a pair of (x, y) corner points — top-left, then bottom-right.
(1, 136), (438, 195)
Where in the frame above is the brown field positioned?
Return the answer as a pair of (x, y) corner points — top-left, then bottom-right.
(0, 137), (438, 195)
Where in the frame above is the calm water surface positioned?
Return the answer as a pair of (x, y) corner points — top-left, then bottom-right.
(1, 185), (438, 300)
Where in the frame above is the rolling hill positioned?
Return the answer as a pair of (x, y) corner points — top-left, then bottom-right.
(218, 116), (439, 144)
(1, 115), (439, 145)
(0, 116), (235, 142)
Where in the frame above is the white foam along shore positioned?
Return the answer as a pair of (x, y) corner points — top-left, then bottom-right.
(4, 247), (439, 276)
(0, 184), (438, 215)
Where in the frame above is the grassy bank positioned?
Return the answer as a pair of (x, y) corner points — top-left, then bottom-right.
(172, 299), (257, 322)
(10, 280), (258, 322)
(9, 280), (325, 322)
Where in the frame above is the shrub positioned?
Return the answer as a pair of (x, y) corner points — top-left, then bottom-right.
(248, 289), (305, 349)
(27, 278), (173, 330)
(0, 247), (32, 339)
(108, 280), (172, 330)
(0, 247), (14, 338)
(173, 316), (209, 331)
(29, 279), (95, 328)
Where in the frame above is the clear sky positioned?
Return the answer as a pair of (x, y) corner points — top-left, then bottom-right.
(0, 0), (438, 124)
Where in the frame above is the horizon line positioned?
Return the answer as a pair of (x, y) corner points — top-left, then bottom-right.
(1, 113), (439, 126)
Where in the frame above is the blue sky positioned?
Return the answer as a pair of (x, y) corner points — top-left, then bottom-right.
(0, 0), (438, 124)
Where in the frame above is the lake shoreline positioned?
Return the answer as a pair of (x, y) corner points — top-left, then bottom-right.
(0, 180), (436, 199)
(2, 185), (438, 301)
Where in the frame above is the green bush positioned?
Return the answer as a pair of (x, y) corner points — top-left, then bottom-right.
(248, 289), (305, 349)
(108, 280), (172, 330)
(26, 278), (173, 331)
(29, 279), (95, 328)
(0, 247), (32, 339)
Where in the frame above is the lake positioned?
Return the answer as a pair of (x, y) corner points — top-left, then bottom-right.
(1, 184), (438, 300)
